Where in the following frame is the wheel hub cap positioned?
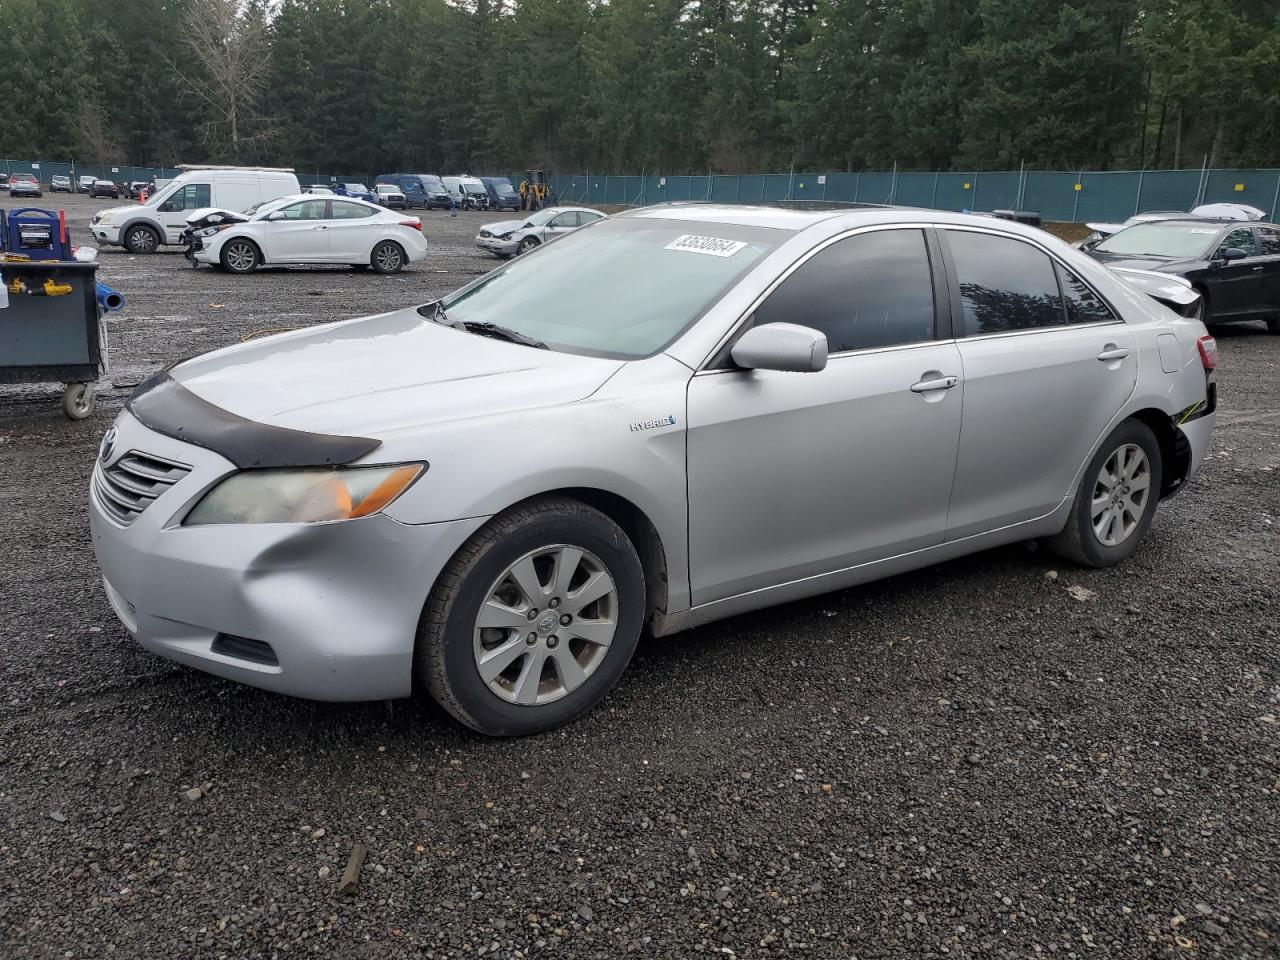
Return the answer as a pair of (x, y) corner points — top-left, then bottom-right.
(472, 544), (618, 706)
(1090, 443), (1151, 547)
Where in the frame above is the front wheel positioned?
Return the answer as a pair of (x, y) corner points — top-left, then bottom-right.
(124, 225), (160, 254)
(517, 236), (540, 255)
(220, 238), (260, 273)
(1047, 418), (1162, 567)
(416, 497), (646, 736)
(371, 240), (405, 274)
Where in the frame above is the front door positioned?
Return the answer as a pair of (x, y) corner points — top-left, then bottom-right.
(1252, 224), (1280, 317)
(1205, 226), (1265, 320)
(261, 198), (330, 262)
(939, 228), (1138, 539)
(686, 227), (963, 605)
(158, 182), (211, 243)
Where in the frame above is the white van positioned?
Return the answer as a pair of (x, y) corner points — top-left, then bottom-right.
(89, 166), (300, 253)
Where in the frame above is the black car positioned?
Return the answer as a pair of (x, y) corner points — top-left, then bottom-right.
(89, 180), (121, 199)
(1087, 219), (1280, 332)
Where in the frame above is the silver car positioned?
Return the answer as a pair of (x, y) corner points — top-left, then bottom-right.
(90, 205), (1218, 736)
(476, 206), (606, 257)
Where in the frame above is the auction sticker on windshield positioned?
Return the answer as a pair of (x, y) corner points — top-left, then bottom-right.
(665, 235), (749, 258)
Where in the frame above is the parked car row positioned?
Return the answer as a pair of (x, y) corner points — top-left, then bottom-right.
(372, 173), (522, 212)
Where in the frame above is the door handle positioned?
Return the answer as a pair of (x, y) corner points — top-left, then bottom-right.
(314, 225), (329, 230)
(910, 375), (959, 393)
(1097, 347), (1130, 361)
(1252, 265), (1265, 273)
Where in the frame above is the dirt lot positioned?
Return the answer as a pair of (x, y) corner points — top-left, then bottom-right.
(1, 193), (1278, 959)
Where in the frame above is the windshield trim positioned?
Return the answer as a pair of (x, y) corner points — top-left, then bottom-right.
(431, 217), (789, 361)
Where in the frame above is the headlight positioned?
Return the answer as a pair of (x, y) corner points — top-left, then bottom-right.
(185, 464), (424, 526)
(497, 232), (512, 241)
(194, 225), (228, 238)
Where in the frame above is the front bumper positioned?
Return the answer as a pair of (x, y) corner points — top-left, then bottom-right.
(89, 410), (487, 701)
(91, 222), (122, 245)
(475, 234), (518, 256)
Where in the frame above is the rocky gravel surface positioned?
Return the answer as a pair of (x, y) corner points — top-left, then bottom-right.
(1, 193), (1277, 958)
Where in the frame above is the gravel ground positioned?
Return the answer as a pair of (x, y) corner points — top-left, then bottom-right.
(1, 193), (1278, 959)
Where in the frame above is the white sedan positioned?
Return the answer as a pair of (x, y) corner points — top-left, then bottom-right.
(187, 194), (428, 274)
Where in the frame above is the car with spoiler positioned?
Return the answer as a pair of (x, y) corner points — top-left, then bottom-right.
(90, 205), (1216, 736)
(181, 194), (427, 274)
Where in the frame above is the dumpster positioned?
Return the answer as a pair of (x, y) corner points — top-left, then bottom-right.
(0, 260), (107, 419)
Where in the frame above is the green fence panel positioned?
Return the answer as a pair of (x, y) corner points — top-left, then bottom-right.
(1203, 168), (1280, 215)
(932, 172), (978, 211)
(972, 172), (1021, 211)
(855, 173), (894, 204)
(1021, 172), (1083, 221)
(1134, 171), (1201, 214)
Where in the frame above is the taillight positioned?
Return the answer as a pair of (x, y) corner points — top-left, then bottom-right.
(1197, 335), (1218, 371)
(399, 219), (422, 232)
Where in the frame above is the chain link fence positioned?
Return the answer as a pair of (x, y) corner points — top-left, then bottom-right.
(5, 159), (1278, 223)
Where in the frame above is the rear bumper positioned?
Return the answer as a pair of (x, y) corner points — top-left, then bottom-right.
(89, 409), (488, 701)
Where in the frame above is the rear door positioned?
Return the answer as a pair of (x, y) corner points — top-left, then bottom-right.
(260, 198), (330, 262)
(940, 228), (1137, 539)
(1205, 225), (1265, 320)
(328, 200), (383, 262)
(1253, 224), (1280, 316)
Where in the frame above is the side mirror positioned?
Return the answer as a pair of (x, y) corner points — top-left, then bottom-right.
(731, 323), (828, 373)
(160, 201), (178, 212)
(266, 210), (286, 222)
(1219, 247), (1249, 262)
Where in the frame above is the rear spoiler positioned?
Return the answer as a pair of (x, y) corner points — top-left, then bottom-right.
(1109, 267), (1201, 316)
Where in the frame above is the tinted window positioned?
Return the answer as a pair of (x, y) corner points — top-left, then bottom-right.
(331, 201), (374, 219)
(1055, 263), (1116, 324)
(947, 231), (1064, 335)
(1258, 226), (1280, 256)
(753, 229), (936, 352)
(166, 183), (211, 211)
(1217, 227), (1256, 257)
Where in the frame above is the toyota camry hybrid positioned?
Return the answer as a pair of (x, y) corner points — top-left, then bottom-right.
(89, 205), (1218, 736)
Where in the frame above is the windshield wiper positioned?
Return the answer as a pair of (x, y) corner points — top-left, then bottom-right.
(455, 321), (548, 349)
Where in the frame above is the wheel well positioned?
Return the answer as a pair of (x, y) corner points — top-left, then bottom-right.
(1128, 408), (1188, 498)
(534, 488), (669, 629)
(223, 235), (263, 262)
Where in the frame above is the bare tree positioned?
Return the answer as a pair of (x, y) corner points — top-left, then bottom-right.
(75, 101), (125, 165)
(168, 0), (274, 159)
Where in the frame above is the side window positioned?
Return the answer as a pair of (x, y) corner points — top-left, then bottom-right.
(946, 231), (1064, 335)
(279, 199), (327, 220)
(164, 183), (211, 211)
(1258, 226), (1280, 256)
(330, 201), (374, 220)
(551, 212), (579, 228)
(1055, 263), (1116, 324)
(753, 229), (936, 353)
(579, 212), (602, 225)
(1217, 227), (1256, 257)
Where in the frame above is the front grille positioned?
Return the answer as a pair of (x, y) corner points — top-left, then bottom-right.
(94, 450), (192, 525)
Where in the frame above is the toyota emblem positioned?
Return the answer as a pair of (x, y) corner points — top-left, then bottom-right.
(99, 426), (117, 463)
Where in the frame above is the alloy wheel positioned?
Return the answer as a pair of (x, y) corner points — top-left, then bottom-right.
(1091, 443), (1151, 547)
(472, 544), (618, 706)
(224, 242), (256, 272)
(374, 243), (402, 272)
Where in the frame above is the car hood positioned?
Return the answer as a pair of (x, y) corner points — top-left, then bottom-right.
(1086, 253), (1198, 273)
(481, 219), (526, 235)
(184, 207), (250, 228)
(169, 306), (624, 438)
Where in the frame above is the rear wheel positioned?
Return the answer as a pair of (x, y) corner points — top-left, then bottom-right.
(220, 238), (260, 274)
(371, 240), (405, 274)
(1047, 418), (1162, 567)
(416, 497), (645, 736)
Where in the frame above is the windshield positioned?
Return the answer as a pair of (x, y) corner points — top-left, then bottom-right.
(1095, 223), (1220, 259)
(491, 181), (516, 195)
(522, 209), (559, 227)
(462, 182), (486, 194)
(142, 186), (173, 206)
(422, 178), (444, 191)
(440, 218), (779, 358)
(344, 183), (369, 193)
(375, 184), (399, 193)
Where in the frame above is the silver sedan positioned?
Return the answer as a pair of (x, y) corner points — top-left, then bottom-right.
(90, 205), (1218, 735)
(475, 206), (606, 257)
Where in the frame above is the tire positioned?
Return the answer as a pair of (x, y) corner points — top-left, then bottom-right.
(1266, 316), (1280, 335)
(416, 496), (646, 736)
(62, 382), (96, 420)
(1047, 418), (1163, 568)
(124, 225), (160, 254)
(220, 238), (260, 274)
(517, 236), (540, 255)
(371, 240), (405, 274)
